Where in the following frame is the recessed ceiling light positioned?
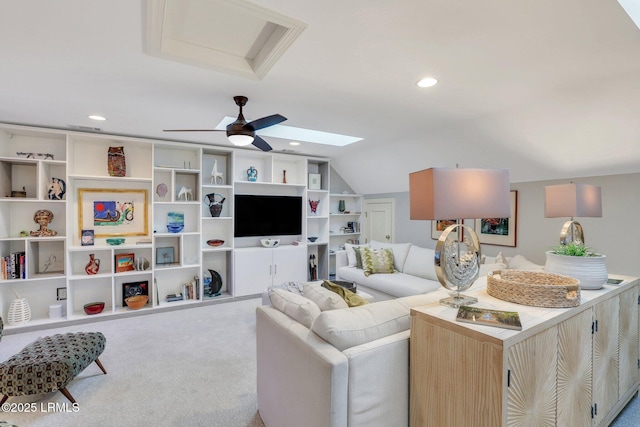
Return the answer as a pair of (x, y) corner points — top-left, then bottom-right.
(416, 77), (438, 88)
(289, 142), (300, 146)
(88, 115), (106, 121)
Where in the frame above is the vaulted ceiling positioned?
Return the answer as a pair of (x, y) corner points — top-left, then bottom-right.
(1, 0), (639, 194)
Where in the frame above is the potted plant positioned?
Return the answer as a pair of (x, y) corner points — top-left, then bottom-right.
(544, 242), (607, 290)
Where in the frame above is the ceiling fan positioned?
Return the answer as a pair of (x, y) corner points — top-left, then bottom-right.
(164, 96), (286, 152)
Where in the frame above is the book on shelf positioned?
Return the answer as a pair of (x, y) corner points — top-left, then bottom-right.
(1, 251), (26, 280)
(456, 305), (522, 331)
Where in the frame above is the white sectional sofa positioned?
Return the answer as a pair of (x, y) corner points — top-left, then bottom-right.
(256, 283), (453, 427)
(336, 240), (543, 301)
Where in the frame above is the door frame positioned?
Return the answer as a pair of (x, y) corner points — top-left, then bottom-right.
(363, 198), (396, 243)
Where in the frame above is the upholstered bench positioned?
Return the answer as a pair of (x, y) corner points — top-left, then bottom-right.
(0, 332), (107, 404)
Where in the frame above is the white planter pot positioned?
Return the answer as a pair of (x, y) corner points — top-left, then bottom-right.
(544, 251), (607, 290)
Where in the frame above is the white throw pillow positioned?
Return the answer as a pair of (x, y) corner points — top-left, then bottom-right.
(269, 288), (321, 328)
(495, 251), (508, 266)
(402, 245), (437, 281)
(369, 241), (412, 272)
(479, 262), (508, 277)
(508, 255), (544, 271)
(303, 283), (349, 311)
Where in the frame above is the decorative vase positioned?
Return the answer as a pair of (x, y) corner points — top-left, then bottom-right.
(8, 289), (31, 325)
(247, 166), (258, 182)
(107, 146), (126, 177)
(544, 251), (608, 290)
(85, 254), (100, 275)
(309, 199), (319, 214)
(338, 200), (346, 213)
(283, 170), (287, 184)
(204, 193), (226, 217)
(207, 269), (223, 297)
(167, 211), (185, 233)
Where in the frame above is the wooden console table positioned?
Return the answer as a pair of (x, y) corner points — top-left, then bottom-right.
(410, 275), (639, 427)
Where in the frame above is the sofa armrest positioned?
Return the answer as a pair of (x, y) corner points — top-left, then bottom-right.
(335, 250), (348, 279)
(256, 306), (349, 427)
(343, 331), (411, 427)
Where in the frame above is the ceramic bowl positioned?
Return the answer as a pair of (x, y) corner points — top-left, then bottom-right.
(207, 239), (224, 247)
(106, 238), (125, 246)
(307, 236), (318, 243)
(167, 224), (184, 233)
(260, 238), (280, 248)
(125, 295), (148, 310)
(83, 302), (105, 315)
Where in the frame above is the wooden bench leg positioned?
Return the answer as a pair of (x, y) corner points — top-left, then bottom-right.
(59, 387), (76, 404)
(0, 395), (8, 405)
(95, 357), (107, 375)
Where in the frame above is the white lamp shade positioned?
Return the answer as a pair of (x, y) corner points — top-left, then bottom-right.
(409, 168), (511, 220)
(228, 134), (254, 146)
(544, 183), (602, 218)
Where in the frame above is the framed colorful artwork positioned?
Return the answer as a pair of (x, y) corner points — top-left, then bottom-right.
(431, 219), (457, 240)
(474, 190), (518, 247)
(114, 253), (135, 273)
(78, 188), (148, 238)
(122, 280), (149, 306)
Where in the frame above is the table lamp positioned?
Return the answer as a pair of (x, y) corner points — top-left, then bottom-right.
(410, 167), (511, 307)
(544, 183), (602, 245)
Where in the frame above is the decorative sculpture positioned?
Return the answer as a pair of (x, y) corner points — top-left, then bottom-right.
(47, 177), (66, 200)
(30, 209), (58, 237)
(309, 199), (319, 215)
(210, 160), (224, 184)
(177, 186), (193, 201)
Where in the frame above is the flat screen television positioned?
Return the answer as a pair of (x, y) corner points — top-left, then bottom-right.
(234, 194), (302, 237)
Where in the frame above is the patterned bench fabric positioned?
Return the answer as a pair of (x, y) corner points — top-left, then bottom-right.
(0, 332), (106, 397)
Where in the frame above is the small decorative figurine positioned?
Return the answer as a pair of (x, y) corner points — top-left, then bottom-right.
(282, 170), (287, 184)
(247, 166), (258, 182)
(107, 146), (126, 177)
(309, 199), (319, 215)
(177, 186), (193, 201)
(30, 209), (58, 237)
(47, 177), (66, 200)
(210, 159), (224, 184)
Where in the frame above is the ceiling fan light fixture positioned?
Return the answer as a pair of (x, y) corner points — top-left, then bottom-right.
(228, 134), (255, 146)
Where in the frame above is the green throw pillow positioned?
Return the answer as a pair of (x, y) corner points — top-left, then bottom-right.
(322, 280), (369, 307)
(361, 247), (395, 277)
(354, 246), (364, 269)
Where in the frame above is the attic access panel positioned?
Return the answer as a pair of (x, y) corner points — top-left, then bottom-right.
(145, 0), (306, 80)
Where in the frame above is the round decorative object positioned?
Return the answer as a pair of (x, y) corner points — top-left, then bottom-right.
(260, 238), (280, 248)
(434, 223), (480, 306)
(106, 238), (125, 245)
(125, 295), (148, 310)
(30, 209), (57, 237)
(307, 236), (318, 242)
(247, 166), (258, 182)
(560, 220), (584, 246)
(487, 270), (580, 308)
(83, 302), (105, 315)
(156, 183), (168, 198)
(207, 269), (223, 296)
(204, 193), (226, 217)
(85, 254), (100, 275)
(167, 223), (184, 233)
(207, 239), (224, 247)
(134, 257), (150, 271)
(8, 290), (31, 325)
(167, 211), (184, 233)
(47, 177), (66, 200)
(544, 251), (607, 290)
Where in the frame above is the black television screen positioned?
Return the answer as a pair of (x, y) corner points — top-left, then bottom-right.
(234, 195), (302, 237)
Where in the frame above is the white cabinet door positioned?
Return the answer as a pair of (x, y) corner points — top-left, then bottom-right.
(272, 245), (306, 286)
(234, 248), (273, 297)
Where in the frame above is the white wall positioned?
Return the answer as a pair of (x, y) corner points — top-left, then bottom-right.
(366, 172), (640, 277)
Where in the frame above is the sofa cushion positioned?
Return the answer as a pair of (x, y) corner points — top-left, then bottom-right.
(311, 293), (445, 351)
(304, 283), (349, 311)
(369, 241), (412, 272)
(345, 243), (368, 268)
(269, 289), (321, 328)
(402, 246), (437, 281)
(361, 247), (395, 277)
(507, 254), (544, 271)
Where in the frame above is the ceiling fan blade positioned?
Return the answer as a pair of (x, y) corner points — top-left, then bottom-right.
(252, 135), (272, 152)
(163, 129), (225, 132)
(247, 114), (287, 131)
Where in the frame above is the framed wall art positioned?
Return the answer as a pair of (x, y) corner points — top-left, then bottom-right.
(308, 173), (321, 190)
(156, 247), (175, 265)
(78, 188), (148, 238)
(114, 253), (135, 273)
(431, 219), (457, 240)
(474, 190), (518, 247)
(122, 280), (149, 306)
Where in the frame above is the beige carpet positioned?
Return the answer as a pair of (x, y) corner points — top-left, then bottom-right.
(0, 298), (266, 427)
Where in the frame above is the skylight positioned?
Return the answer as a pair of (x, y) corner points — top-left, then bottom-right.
(215, 117), (363, 147)
(618, 0), (640, 29)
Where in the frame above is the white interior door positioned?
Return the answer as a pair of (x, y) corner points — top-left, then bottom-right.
(363, 198), (395, 243)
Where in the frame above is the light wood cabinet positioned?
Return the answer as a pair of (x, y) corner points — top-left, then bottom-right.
(410, 276), (640, 427)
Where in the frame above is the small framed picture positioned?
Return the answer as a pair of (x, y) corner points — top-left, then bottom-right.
(431, 219), (457, 240)
(81, 229), (94, 246)
(122, 280), (149, 306)
(156, 247), (175, 265)
(56, 287), (67, 301)
(114, 253), (135, 273)
(308, 173), (321, 190)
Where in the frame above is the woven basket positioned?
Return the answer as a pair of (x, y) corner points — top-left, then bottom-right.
(487, 270), (581, 308)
